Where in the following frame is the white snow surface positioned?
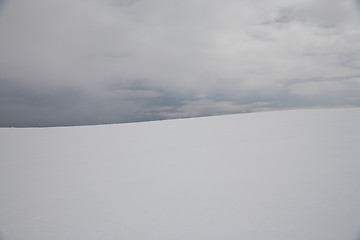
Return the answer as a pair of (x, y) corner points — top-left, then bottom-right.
(1, 108), (360, 240)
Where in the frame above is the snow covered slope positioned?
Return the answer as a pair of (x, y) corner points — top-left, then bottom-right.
(1, 108), (360, 240)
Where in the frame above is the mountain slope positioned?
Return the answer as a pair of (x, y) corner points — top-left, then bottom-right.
(1, 108), (360, 240)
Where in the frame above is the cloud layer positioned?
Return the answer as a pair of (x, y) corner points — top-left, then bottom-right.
(1, 0), (360, 126)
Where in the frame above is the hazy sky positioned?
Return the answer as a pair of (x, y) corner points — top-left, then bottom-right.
(1, 0), (360, 127)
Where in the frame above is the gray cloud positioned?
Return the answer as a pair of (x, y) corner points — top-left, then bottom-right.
(1, 0), (360, 127)
(112, 0), (141, 7)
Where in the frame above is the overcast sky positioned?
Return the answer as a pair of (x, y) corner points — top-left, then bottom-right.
(1, 0), (360, 127)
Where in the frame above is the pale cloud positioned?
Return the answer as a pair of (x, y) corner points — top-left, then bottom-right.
(289, 77), (360, 106)
(0, 0), (360, 126)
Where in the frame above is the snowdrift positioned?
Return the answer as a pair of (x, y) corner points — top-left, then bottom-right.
(1, 108), (360, 240)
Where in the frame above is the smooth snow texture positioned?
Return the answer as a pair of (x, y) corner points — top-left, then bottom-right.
(1, 108), (360, 240)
